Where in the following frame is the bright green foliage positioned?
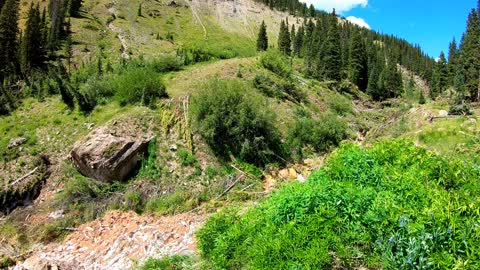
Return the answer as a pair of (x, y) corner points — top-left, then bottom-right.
(190, 78), (284, 166)
(259, 49), (292, 77)
(0, 0), (19, 79)
(139, 138), (162, 179)
(256, 21), (268, 51)
(198, 140), (480, 269)
(277, 20), (291, 55)
(287, 114), (349, 159)
(178, 149), (198, 167)
(139, 256), (191, 270)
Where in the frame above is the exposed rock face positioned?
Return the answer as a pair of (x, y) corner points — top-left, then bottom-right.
(15, 211), (206, 270)
(71, 127), (152, 182)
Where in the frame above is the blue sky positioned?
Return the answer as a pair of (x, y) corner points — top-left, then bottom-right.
(302, 0), (478, 58)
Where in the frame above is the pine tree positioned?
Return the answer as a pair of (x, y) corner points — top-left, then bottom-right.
(293, 25), (304, 57)
(65, 34), (73, 73)
(309, 4), (315, 17)
(278, 20), (291, 55)
(0, 0), (5, 11)
(21, 4), (45, 74)
(256, 21), (268, 51)
(0, 0), (20, 78)
(447, 38), (458, 85)
(458, 8), (480, 101)
(348, 29), (368, 90)
(321, 10), (341, 82)
(48, 0), (67, 51)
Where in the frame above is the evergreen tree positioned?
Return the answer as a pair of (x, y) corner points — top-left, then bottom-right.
(0, 0), (20, 78)
(21, 4), (46, 74)
(0, 0), (4, 11)
(256, 20), (268, 51)
(447, 38), (458, 85)
(278, 20), (291, 55)
(293, 25), (304, 57)
(309, 4), (315, 17)
(65, 34), (73, 73)
(458, 9), (480, 101)
(321, 10), (341, 81)
(348, 29), (368, 90)
(48, 0), (67, 51)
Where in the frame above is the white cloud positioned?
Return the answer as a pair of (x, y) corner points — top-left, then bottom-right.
(346, 16), (371, 29)
(301, 0), (368, 13)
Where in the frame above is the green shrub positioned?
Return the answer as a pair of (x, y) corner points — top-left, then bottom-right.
(448, 104), (472, 115)
(178, 149), (198, 167)
(113, 68), (167, 106)
(124, 191), (144, 214)
(139, 138), (162, 179)
(287, 114), (349, 158)
(191, 78), (284, 166)
(148, 55), (183, 73)
(259, 50), (292, 78)
(253, 74), (282, 98)
(197, 140), (480, 269)
(139, 255), (191, 270)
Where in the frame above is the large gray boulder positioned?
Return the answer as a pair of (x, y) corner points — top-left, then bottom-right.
(71, 127), (153, 182)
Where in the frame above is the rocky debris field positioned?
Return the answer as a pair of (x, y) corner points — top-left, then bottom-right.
(14, 211), (206, 270)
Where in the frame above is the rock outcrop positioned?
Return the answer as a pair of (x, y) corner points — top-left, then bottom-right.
(71, 127), (153, 182)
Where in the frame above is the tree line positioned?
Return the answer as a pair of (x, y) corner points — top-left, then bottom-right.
(431, 1), (480, 103)
(257, 8), (435, 101)
(0, 0), (82, 114)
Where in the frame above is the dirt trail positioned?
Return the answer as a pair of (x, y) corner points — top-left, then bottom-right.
(107, 3), (129, 59)
(190, 0), (207, 39)
(15, 211), (206, 270)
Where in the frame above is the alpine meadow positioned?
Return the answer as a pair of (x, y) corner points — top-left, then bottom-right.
(0, 0), (479, 269)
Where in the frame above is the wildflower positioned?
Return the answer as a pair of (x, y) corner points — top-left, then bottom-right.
(447, 228), (453, 235)
(375, 240), (382, 245)
(389, 236), (395, 243)
(407, 259), (413, 265)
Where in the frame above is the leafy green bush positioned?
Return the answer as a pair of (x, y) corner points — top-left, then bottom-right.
(197, 140), (480, 269)
(178, 149), (198, 167)
(253, 74), (282, 99)
(148, 55), (183, 73)
(190, 78), (284, 166)
(112, 68), (167, 106)
(259, 50), (292, 78)
(139, 255), (191, 270)
(448, 104), (472, 115)
(138, 138), (162, 179)
(287, 114), (349, 158)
